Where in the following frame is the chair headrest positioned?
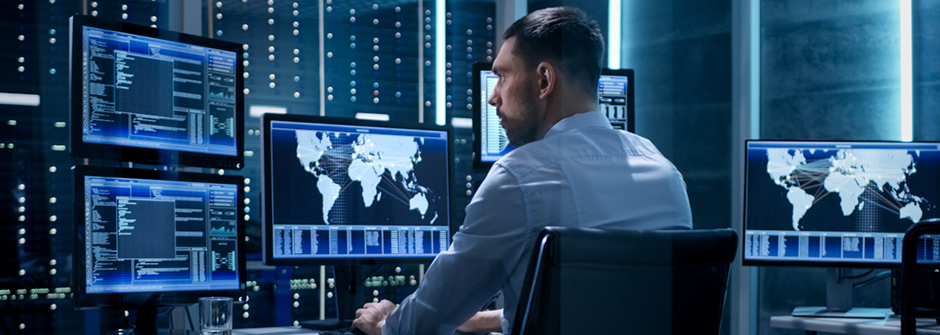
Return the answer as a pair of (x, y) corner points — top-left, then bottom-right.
(539, 227), (738, 267)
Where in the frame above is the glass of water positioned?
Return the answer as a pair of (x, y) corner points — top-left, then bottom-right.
(199, 296), (233, 335)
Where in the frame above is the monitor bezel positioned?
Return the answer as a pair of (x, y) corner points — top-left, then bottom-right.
(260, 113), (456, 266)
(69, 15), (245, 170)
(741, 139), (940, 269)
(73, 165), (247, 309)
(471, 63), (635, 172)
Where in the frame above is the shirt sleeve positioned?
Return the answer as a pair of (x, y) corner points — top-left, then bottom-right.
(382, 165), (529, 335)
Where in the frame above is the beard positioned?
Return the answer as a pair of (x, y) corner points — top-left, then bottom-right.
(500, 82), (542, 147)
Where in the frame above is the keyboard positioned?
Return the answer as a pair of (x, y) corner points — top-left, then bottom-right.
(315, 328), (362, 335)
(297, 319), (364, 335)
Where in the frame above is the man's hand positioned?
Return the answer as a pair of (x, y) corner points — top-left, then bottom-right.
(456, 309), (503, 334)
(351, 299), (397, 335)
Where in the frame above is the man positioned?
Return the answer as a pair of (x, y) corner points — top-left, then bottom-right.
(353, 6), (693, 335)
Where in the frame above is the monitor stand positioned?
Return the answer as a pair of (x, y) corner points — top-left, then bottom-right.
(100, 306), (158, 335)
(133, 306), (160, 334)
(791, 268), (892, 319)
(300, 265), (365, 331)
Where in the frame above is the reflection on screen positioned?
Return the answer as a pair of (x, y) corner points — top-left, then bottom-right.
(80, 25), (238, 156)
(267, 120), (452, 260)
(743, 141), (940, 265)
(83, 175), (241, 293)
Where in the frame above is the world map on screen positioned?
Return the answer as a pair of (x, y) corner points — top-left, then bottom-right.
(295, 130), (438, 225)
(766, 148), (927, 231)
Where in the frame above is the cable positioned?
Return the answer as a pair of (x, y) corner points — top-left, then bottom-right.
(359, 265), (385, 285)
(0, 314), (14, 335)
(853, 270), (891, 289)
(839, 269), (874, 282)
(185, 305), (195, 330)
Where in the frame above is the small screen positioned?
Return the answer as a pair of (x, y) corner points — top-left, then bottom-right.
(80, 25), (237, 156)
(264, 117), (452, 262)
(916, 234), (940, 265)
(598, 74), (631, 130)
(474, 65), (634, 168)
(477, 69), (514, 164)
(81, 173), (242, 293)
(743, 141), (940, 266)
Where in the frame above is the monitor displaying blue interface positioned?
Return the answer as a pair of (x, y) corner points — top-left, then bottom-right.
(74, 166), (245, 306)
(743, 140), (940, 267)
(69, 15), (244, 169)
(472, 63), (634, 172)
(916, 234), (940, 265)
(261, 114), (453, 265)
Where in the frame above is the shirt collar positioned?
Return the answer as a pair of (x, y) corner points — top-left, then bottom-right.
(543, 111), (610, 139)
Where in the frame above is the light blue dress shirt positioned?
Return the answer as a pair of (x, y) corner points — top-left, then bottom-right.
(382, 111), (693, 335)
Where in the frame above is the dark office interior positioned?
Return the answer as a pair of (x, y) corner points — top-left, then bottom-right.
(2, 0), (940, 334)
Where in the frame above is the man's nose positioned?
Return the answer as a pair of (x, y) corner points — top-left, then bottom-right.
(488, 91), (500, 107)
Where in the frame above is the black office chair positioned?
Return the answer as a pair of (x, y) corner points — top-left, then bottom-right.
(900, 221), (940, 335)
(510, 226), (737, 335)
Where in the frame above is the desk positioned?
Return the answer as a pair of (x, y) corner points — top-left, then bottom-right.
(770, 315), (900, 335)
(771, 315), (940, 335)
(232, 327), (505, 335)
(234, 327), (318, 334)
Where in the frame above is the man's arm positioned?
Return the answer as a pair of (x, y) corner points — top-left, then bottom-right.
(456, 310), (504, 334)
(377, 166), (529, 335)
(352, 300), (396, 335)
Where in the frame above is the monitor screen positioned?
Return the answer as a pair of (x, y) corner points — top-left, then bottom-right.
(743, 140), (940, 267)
(472, 63), (634, 172)
(598, 70), (635, 131)
(69, 15), (244, 169)
(74, 166), (246, 307)
(261, 114), (454, 266)
(474, 64), (514, 167)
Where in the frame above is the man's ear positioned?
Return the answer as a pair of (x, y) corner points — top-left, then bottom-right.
(536, 62), (555, 100)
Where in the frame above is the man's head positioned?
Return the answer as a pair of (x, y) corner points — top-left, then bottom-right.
(503, 6), (605, 97)
(488, 7), (605, 146)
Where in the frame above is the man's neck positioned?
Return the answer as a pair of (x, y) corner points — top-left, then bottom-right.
(537, 96), (598, 140)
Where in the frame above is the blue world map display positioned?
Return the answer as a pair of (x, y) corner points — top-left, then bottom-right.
(296, 131), (440, 225)
(746, 142), (940, 234)
(269, 123), (449, 228)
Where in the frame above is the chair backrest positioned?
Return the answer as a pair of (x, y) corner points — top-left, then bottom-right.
(900, 221), (940, 335)
(510, 227), (738, 335)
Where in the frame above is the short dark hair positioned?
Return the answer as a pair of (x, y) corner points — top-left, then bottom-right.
(503, 6), (605, 96)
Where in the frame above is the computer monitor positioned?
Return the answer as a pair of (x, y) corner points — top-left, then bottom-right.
(69, 15), (245, 169)
(261, 113), (454, 328)
(743, 140), (940, 316)
(471, 62), (634, 172)
(73, 165), (246, 332)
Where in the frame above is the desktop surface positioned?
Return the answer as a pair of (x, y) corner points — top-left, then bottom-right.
(232, 327), (504, 335)
(771, 314), (898, 335)
(766, 313), (940, 335)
